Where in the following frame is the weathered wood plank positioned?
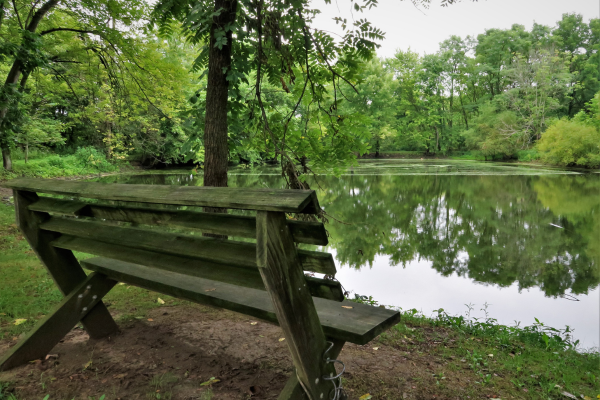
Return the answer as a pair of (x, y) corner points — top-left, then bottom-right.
(256, 211), (334, 399)
(41, 217), (336, 275)
(3, 178), (320, 213)
(278, 339), (346, 400)
(0, 273), (116, 371)
(52, 234), (342, 301)
(29, 197), (329, 245)
(13, 190), (118, 340)
(80, 257), (400, 345)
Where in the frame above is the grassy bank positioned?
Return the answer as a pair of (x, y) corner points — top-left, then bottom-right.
(0, 148), (124, 181)
(0, 200), (598, 399)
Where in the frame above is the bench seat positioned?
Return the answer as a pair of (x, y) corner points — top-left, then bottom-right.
(82, 257), (400, 345)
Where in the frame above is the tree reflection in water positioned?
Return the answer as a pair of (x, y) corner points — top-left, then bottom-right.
(96, 169), (599, 298)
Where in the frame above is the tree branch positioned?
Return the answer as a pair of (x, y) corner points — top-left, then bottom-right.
(11, 0), (23, 29)
(26, 0), (60, 32)
(40, 27), (96, 35)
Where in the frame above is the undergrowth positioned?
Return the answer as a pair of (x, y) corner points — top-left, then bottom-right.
(352, 294), (600, 399)
(0, 148), (122, 181)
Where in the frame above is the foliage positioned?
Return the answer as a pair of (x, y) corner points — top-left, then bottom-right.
(376, 15), (597, 162)
(0, 153), (120, 180)
(74, 147), (118, 172)
(536, 119), (600, 168)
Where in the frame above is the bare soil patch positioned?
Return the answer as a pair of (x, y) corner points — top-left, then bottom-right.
(0, 304), (455, 400)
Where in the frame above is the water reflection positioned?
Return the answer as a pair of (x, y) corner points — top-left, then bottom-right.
(96, 167), (599, 298)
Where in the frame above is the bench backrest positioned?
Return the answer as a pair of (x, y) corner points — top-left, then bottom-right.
(4, 178), (343, 301)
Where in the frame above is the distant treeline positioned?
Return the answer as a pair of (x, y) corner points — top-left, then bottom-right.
(339, 13), (599, 166)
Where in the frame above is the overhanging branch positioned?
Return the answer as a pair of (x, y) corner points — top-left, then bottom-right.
(40, 27), (96, 35)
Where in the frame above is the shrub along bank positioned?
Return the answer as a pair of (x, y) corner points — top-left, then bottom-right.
(0, 147), (122, 181)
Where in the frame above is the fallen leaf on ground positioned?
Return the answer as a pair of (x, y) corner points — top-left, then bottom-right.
(359, 394), (372, 400)
(250, 322), (257, 325)
(373, 347), (379, 350)
(147, 319), (154, 322)
(113, 373), (127, 379)
(341, 306), (353, 309)
(157, 298), (165, 304)
(488, 354), (494, 358)
(200, 377), (220, 386)
(560, 392), (577, 399)
(279, 338), (285, 342)
(83, 360), (92, 370)
(13, 319), (27, 325)
(0, 313), (5, 316)
(45, 354), (58, 360)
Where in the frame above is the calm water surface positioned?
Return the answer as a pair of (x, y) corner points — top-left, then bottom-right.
(96, 160), (600, 349)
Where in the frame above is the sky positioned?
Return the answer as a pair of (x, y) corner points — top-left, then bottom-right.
(312, 0), (600, 58)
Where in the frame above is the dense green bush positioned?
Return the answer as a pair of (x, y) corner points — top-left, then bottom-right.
(516, 149), (541, 162)
(536, 119), (600, 168)
(74, 147), (118, 172)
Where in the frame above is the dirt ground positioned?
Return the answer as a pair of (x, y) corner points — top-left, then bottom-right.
(0, 187), (11, 201)
(0, 304), (461, 400)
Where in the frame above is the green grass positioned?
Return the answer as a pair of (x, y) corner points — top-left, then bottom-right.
(351, 296), (600, 399)
(0, 149), (123, 181)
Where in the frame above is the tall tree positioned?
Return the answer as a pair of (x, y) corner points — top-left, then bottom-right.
(0, 0), (147, 170)
(152, 0), (476, 188)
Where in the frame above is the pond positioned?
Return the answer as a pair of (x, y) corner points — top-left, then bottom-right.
(95, 160), (600, 349)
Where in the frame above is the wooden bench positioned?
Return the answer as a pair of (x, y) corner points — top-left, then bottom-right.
(0, 178), (400, 399)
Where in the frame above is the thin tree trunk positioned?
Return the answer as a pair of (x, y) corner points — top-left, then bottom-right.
(1, 146), (11, 170)
(203, 0), (238, 188)
(459, 93), (469, 130)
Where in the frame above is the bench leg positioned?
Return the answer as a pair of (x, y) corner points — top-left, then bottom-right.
(257, 211), (338, 400)
(278, 340), (346, 400)
(13, 190), (119, 340)
(0, 273), (116, 371)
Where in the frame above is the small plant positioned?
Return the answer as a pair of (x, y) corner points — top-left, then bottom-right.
(0, 382), (18, 400)
(147, 373), (179, 399)
(350, 294), (379, 306)
(198, 389), (213, 400)
(433, 372), (446, 386)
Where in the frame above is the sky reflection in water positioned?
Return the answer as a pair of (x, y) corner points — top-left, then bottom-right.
(95, 160), (600, 349)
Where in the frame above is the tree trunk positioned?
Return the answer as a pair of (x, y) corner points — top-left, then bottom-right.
(203, 0), (238, 188)
(459, 94), (469, 130)
(1, 146), (11, 170)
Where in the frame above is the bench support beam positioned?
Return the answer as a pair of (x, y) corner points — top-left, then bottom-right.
(13, 190), (119, 340)
(257, 211), (335, 400)
(278, 339), (346, 400)
(0, 273), (116, 371)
